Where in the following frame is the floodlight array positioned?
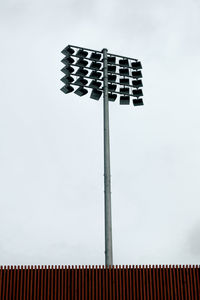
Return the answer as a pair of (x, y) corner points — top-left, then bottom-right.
(61, 45), (144, 106)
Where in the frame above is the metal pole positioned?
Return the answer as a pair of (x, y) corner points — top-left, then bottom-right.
(102, 48), (113, 266)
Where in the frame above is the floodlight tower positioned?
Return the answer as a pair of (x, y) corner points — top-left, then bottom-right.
(60, 45), (143, 266)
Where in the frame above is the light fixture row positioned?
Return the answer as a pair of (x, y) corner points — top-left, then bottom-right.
(61, 84), (143, 105)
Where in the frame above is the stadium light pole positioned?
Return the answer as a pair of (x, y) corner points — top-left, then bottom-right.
(60, 45), (143, 266)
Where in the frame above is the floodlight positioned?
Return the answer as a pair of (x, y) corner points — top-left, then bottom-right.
(90, 52), (101, 61)
(119, 68), (129, 76)
(132, 89), (143, 97)
(108, 93), (117, 101)
(90, 61), (102, 70)
(89, 80), (102, 89)
(120, 96), (130, 105)
(119, 59), (129, 67)
(131, 61), (142, 70)
(61, 46), (75, 56)
(108, 74), (117, 82)
(61, 44), (144, 268)
(60, 75), (74, 84)
(120, 78), (129, 85)
(74, 77), (88, 86)
(120, 87), (129, 95)
(76, 59), (88, 68)
(61, 57), (75, 65)
(108, 84), (117, 92)
(90, 89), (102, 100)
(75, 68), (88, 77)
(60, 85), (74, 94)
(133, 98), (144, 106)
(61, 66), (74, 75)
(107, 56), (116, 64)
(108, 65), (116, 73)
(76, 49), (88, 58)
(132, 80), (143, 88)
(74, 87), (88, 96)
(90, 71), (102, 80)
(132, 71), (142, 79)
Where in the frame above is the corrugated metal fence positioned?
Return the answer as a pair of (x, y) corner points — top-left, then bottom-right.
(0, 265), (200, 299)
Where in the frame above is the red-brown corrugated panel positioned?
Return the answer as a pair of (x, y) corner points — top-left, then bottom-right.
(0, 265), (199, 299)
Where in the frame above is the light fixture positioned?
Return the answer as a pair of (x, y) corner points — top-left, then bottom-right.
(108, 93), (117, 101)
(90, 52), (102, 61)
(132, 89), (143, 97)
(75, 68), (89, 77)
(120, 96), (130, 105)
(119, 68), (129, 76)
(132, 80), (143, 88)
(76, 49), (88, 58)
(120, 87), (129, 94)
(90, 61), (102, 70)
(60, 85), (74, 94)
(74, 77), (88, 86)
(74, 87), (88, 96)
(89, 80), (102, 89)
(119, 59), (129, 67)
(61, 45), (144, 268)
(131, 61), (142, 70)
(133, 98), (143, 106)
(132, 70), (142, 79)
(76, 59), (88, 68)
(90, 89), (102, 100)
(108, 84), (117, 92)
(120, 78), (129, 85)
(60, 75), (74, 84)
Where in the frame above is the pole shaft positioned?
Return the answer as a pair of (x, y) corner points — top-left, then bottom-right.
(102, 48), (113, 266)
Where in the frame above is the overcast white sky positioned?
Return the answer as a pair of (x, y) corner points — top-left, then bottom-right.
(0, 0), (200, 266)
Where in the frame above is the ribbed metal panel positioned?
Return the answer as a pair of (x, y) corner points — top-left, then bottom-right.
(0, 265), (200, 299)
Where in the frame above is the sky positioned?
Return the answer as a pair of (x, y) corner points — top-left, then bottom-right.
(0, 0), (200, 267)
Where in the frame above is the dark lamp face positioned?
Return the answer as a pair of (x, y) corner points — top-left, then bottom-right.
(132, 80), (143, 88)
(60, 85), (74, 94)
(90, 61), (102, 70)
(61, 46), (75, 56)
(76, 49), (88, 58)
(131, 61), (142, 70)
(133, 98), (144, 106)
(89, 80), (102, 89)
(119, 68), (129, 76)
(108, 65), (116, 73)
(61, 66), (74, 75)
(132, 89), (143, 97)
(61, 75), (74, 84)
(90, 71), (102, 80)
(120, 87), (129, 95)
(119, 59), (129, 67)
(90, 52), (102, 61)
(107, 56), (116, 64)
(90, 89), (102, 100)
(108, 84), (117, 92)
(75, 59), (88, 68)
(74, 87), (88, 96)
(120, 96), (130, 105)
(120, 78), (130, 85)
(75, 68), (88, 77)
(108, 93), (117, 101)
(132, 71), (142, 79)
(74, 77), (88, 86)
(108, 74), (117, 82)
